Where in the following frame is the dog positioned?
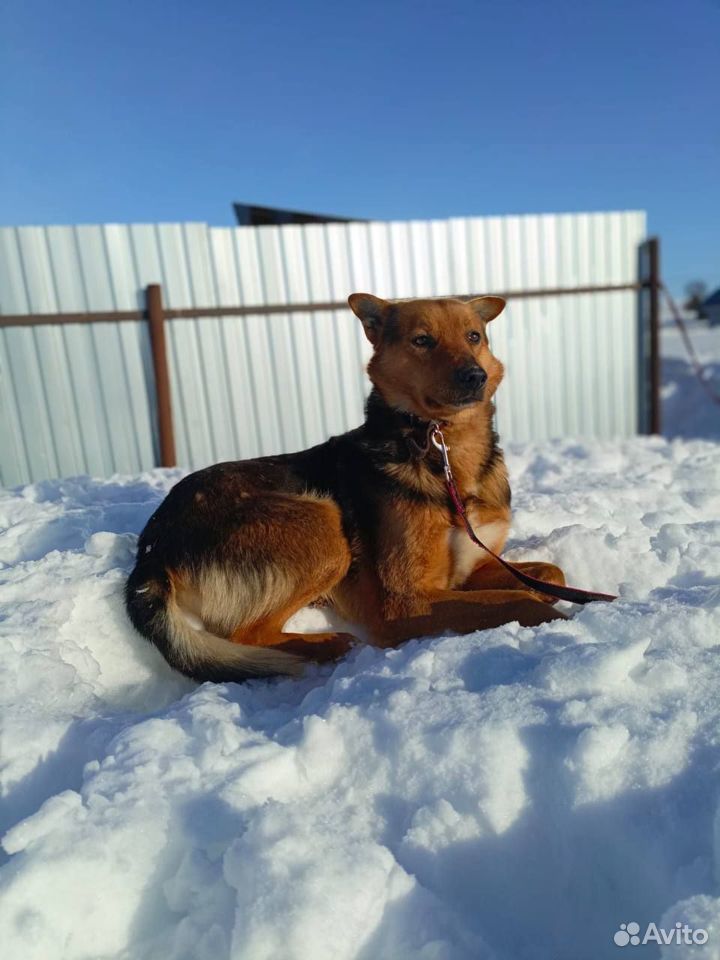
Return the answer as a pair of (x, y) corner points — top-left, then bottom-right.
(125, 293), (567, 681)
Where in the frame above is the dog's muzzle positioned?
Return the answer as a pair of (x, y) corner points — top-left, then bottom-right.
(454, 364), (487, 389)
(449, 364), (487, 404)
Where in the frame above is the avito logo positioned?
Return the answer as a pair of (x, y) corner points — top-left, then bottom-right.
(614, 921), (709, 947)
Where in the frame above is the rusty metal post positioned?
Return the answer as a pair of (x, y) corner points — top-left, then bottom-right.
(146, 283), (177, 467)
(647, 237), (661, 434)
(638, 237), (661, 435)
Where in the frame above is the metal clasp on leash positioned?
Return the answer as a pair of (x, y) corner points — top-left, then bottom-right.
(429, 421), (453, 482)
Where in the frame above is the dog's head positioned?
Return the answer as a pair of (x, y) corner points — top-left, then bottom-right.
(348, 293), (506, 421)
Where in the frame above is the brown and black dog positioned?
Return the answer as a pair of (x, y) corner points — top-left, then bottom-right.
(125, 293), (567, 681)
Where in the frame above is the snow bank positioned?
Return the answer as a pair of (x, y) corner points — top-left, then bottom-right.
(1, 429), (719, 959)
(662, 316), (720, 440)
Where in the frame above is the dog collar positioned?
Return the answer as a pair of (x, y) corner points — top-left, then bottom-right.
(404, 415), (449, 459)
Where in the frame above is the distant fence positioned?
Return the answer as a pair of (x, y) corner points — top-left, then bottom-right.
(0, 212), (654, 486)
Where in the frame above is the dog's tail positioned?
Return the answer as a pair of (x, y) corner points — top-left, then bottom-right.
(124, 563), (303, 683)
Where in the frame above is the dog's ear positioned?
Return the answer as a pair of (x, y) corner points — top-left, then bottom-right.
(467, 296), (506, 323)
(348, 293), (390, 345)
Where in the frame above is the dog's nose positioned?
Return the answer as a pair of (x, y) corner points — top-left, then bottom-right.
(454, 364), (487, 388)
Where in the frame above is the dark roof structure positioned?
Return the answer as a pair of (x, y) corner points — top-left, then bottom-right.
(233, 203), (357, 227)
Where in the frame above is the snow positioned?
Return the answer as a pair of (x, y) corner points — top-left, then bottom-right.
(662, 315), (720, 440)
(1, 321), (719, 960)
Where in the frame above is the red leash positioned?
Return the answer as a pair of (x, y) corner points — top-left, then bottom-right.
(429, 424), (616, 605)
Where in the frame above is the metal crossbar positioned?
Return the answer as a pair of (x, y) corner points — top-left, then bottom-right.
(0, 281), (645, 329)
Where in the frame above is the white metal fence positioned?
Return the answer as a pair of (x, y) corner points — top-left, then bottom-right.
(0, 211), (646, 486)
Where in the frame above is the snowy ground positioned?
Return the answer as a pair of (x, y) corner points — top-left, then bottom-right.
(662, 314), (720, 440)
(1, 320), (719, 960)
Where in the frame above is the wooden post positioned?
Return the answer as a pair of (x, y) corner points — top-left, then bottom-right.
(145, 283), (177, 467)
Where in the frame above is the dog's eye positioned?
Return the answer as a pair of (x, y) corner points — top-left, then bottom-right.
(467, 331), (482, 344)
(411, 334), (435, 349)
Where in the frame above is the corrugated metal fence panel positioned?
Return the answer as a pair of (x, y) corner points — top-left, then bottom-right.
(0, 211), (646, 485)
(0, 224), (158, 485)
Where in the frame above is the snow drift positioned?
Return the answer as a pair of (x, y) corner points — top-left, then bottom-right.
(1, 318), (719, 960)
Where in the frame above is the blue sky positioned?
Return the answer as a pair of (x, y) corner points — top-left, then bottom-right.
(1, 0), (718, 294)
